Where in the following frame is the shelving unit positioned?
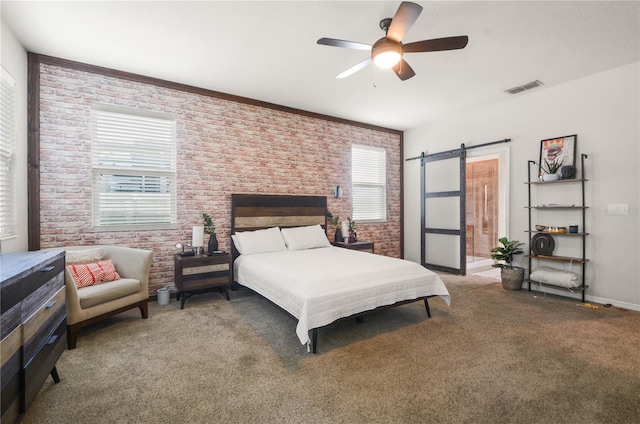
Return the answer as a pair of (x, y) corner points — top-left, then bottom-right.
(525, 154), (589, 301)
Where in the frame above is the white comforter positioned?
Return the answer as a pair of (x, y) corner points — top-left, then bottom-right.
(234, 246), (450, 345)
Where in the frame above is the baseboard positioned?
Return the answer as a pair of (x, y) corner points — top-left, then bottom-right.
(528, 284), (640, 311)
(585, 295), (640, 312)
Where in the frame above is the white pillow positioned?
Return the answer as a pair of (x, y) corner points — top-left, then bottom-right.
(281, 225), (331, 251)
(65, 247), (106, 265)
(232, 227), (287, 255)
(529, 266), (579, 288)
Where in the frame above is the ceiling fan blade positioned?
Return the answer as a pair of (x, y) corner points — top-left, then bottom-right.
(403, 36), (469, 53)
(386, 1), (423, 42)
(392, 59), (416, 81)
(317, 38), (371, 51)
(336, 58), (372, 79)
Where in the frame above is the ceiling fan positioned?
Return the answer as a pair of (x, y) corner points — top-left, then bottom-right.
(317, 1), (468, 81)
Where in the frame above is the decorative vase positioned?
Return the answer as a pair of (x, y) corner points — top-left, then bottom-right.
(208, 233), (218, 255)
(334, 228), (342, 243)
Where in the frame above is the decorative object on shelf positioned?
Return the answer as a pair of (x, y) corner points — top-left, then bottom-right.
(529, 266), (580, 289)
(327, 212), (341, 242)
(539, 134), (577, 180)
(192, 225), (204, 255)
(541, 157), (563, 181)
(561, 165), (577, 179)
(348, 217), (358, 242)
(546, 226), (567, 234)
(491, 237), (525, 290)
(530, 233), (555, 255)
(535, 224), (546, 231)
(569, 224), (579, 233)
(203, 213), (218, 255)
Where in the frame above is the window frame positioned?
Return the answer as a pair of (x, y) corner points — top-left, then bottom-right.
(0, 66), (17, 240)
(91, 106), (177, 231)
(351, 144), (387, 223)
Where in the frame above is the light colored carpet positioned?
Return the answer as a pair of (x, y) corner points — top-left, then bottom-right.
(23, 273), (640, 424)
(472, 266), (501, 280)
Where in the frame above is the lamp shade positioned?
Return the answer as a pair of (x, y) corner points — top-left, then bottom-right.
(371, 38), (402, 69)
(192, 225), (204, 247)
(341, 220), (349, 237)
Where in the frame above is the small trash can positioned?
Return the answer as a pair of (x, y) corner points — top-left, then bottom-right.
(157, 288), (170, 306)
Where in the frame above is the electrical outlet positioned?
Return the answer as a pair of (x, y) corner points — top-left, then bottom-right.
(607, 203), (629, 215)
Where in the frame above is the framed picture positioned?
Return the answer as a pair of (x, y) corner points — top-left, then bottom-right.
(539, 134), (577, 176)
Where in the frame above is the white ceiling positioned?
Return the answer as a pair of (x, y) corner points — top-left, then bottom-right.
(2, 1), (639, 131)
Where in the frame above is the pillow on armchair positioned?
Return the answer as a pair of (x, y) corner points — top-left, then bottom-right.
(66, 260), (121, 288)
(66, 247), (107, 265)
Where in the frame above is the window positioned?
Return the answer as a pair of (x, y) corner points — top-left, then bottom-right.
(351, 144), (386, 222)
(92, 107), (177, 230)
(0, 67), (17, 240)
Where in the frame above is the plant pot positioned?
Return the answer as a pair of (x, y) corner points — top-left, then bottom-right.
(500, 267), (524, 290)
(542, 173), (560, 182)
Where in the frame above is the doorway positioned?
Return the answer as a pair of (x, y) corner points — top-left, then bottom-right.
(465, 147), (509, 279)
(466, 159), (498, 264)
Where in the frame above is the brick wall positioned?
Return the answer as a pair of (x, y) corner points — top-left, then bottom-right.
(38, 63), (402, 294)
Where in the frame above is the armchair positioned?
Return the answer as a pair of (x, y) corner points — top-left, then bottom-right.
(64, 245), (153, 349)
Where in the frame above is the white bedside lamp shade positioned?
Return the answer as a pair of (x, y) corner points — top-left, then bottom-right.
(192, 225), (204, 247)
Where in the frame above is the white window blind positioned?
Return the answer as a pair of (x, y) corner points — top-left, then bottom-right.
(92, 107), (177, 230)
(352, 144), (386, 222)
(0, 67), (17, 240)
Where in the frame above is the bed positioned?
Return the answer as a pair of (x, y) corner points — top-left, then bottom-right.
(231, 194), (451, 353)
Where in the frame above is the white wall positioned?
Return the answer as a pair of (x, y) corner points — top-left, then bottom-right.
(405, 62), (640, 310)
(1, 20), (28, 253)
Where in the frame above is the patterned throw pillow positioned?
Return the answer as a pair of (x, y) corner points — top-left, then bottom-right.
(66, 260), (121, 289)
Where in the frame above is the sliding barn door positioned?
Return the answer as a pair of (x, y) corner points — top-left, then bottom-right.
(420, 148), (466, 275)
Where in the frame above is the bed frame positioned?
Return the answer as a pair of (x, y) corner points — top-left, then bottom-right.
(230, 193), (432, 353)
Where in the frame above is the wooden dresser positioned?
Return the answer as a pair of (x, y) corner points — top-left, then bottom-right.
(1, 250), (67, 424)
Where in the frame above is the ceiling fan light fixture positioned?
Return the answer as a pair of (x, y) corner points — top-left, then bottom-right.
(318, 1), (468, 81)
(371, 38), (402, 68)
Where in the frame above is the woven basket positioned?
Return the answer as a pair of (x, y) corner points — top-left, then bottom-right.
(501, 267), (524, 290)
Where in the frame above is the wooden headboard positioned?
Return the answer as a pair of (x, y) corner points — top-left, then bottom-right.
(231, 194), (327, 233)
(230, 194), (328, 266)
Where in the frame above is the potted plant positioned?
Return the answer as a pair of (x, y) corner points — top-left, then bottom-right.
(202, 213), (218, 254)
(541, 158), (564, 181)
(491, 237), (525, 290)
(327, 212), (341, 243)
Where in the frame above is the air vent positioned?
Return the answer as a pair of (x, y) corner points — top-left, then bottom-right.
(505, 80), (544, 95)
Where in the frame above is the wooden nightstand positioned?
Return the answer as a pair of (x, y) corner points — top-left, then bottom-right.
(331, 241), (375, 253)
(174, 252), (231, 309)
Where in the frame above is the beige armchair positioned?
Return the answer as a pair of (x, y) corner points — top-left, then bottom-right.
(64, 246), (153, 349)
